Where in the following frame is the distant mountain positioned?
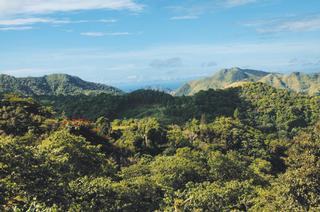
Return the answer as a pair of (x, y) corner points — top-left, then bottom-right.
(0, 74), (124, 96)
(259, 72), (320, 95)
(175, 67), (320, 96)
(175, 67), (269, 96)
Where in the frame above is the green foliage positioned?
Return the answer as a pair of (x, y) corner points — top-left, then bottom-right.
(239, 82), (320, 137)
(0, 94), (56, 136)
(1, 83), (320, 211)
(35, 82), (320, 142)
(95, 116), (111, 137)
(252, 124), (320, 211)
(38, 130), (116, 179)
(113, 118), (166, 154)
(180, 180), (256, 211)
(150, 148), (208, 190)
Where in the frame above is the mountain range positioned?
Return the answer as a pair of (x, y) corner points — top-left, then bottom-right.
(175, 67), (320, 96)
(2, 68), (320, 97)
(0, 74), (123, 96)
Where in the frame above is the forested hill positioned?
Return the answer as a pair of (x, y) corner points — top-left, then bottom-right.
(36, 82), (320, 138)
(0, 74), (124, 96)
(175, 67), (320, 96)
(1, 82), (320, 210)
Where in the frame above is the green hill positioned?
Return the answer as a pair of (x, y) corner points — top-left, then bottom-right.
(1, 82), (320, 210)
(35, 82), (320, 140)
(175, 67), (320, 96)
(0, 74), (124, 96)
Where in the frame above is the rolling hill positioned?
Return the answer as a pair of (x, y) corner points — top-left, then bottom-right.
(259, 72), (320, 95)
(0, 74), (124, 96)
(175, 67), (320, 96)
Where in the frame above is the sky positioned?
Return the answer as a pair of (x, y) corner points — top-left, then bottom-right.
(0, 0), (320, 86)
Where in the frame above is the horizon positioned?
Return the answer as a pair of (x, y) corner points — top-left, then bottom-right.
(3, 66), (320, 92)
(1, 0), (320, 85)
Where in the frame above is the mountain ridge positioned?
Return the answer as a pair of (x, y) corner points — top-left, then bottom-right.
(0, 73), (124, 96)
(175, 67), (320, 96)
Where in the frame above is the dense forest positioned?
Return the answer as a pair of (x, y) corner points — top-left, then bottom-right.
(1, 82), (320, 211)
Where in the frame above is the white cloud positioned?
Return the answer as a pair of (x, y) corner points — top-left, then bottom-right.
(0, 18), (70, 26)
(225, 0), (257, 7)
(0, 17), (118, 29)
(106, 32), (131, 36)
(81, 32), (131, 37)
(263, 17), (320, 33)
(80, 32), (105, 37)
(0, 26), (33, 31)
(0, 0), (143, 16)
(170, 15), (199, 20)
(245, 16), (320, 33)
(99, 19), (117, 23)
(168, 0), (260, 17)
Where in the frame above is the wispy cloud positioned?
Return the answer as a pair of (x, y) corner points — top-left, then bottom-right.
(150, 57), (183, 69)
(170, 15), (199, 20)
(0, 68), (46, 75)
(245, 15), (320, 33)
(225, 0), (257, 7)
(0, 26), (33, 31)
(107, 32), (131, 36)
(0, 18), (70, 26)
(202, 61), (217, 68)
(2, 40), (320, 83)
(0, 0), (143, 16)
(168, 0), (260, 17)
(288, 58), (320, 68)
(80, 32), (105, 37)
(0, 18), (117, 26)
(81, 32), (131, 37)
(99, 19), (117, 23)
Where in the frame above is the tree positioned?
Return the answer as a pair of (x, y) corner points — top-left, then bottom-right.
(180, 180), (256, 211)
(38, 130), (116, 180)
(137, 118), (161, 148)
(95, 116), (111, 137)
(150, 148), (208, 190)
(207, 151), (250, 182)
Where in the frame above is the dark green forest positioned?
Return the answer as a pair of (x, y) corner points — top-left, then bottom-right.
(1, 82), (320, 211)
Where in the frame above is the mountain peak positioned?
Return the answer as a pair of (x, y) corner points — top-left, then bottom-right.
(175, 67), (269, 96)
(44, 73), (80, 80)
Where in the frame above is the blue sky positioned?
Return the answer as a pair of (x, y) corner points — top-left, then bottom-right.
(0, 0), (320, 86)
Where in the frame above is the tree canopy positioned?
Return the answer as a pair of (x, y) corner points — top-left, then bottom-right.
(1, 82), (320, 211)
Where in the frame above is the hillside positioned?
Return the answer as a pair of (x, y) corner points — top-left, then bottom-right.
(259, 72), (320, 95)
(0, 74), (124, 96)
(175, 67), (320, 96)
(175, 67), (269, 95)
(36, 82), (320, 139)
(1, 83), (320, 210)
